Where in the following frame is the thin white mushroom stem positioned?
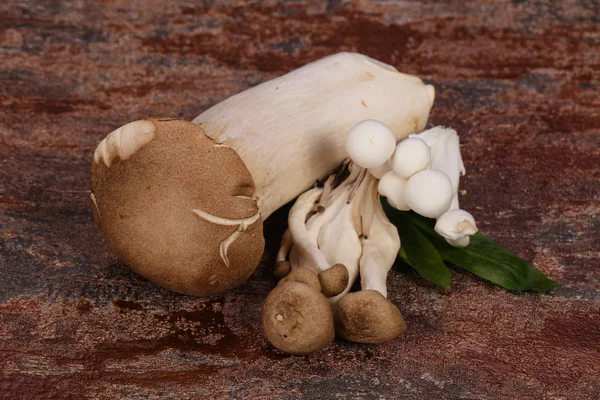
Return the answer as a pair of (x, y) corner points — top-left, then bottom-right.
(349, 171), (374, 235)
(317, 201), (362, 303)
(348, 167), (368, 202)
(276, 229), (293, 263)
(359, 195), (401, 298)
(278, 160), (397, 304)
(328, 160), (361, 200)
(359, 178), (378, 238)
(287, 188), (331, 273)
(359, 248), (390, 296)
(368, 161), (392, 180)
(289, 245), (301, 270)
(307, 190), (350, 244)
(317, 174), (336, 211)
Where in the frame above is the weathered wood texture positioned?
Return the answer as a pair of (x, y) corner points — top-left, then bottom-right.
(1, 1), (599, 399)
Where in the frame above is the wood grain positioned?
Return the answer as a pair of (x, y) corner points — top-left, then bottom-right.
(1, 1), (599, 399)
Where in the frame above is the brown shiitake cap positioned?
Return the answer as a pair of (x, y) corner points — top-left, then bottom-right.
(91, 118), (265, 296)
(279, 267), (321, 292)
(318, 263), (349, 297)
(262, 281), (335, 355)
(333, 290), (407, 344)
(273, 260), (291, 281)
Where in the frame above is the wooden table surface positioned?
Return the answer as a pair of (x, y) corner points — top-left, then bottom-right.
(1, 1), (599, 399)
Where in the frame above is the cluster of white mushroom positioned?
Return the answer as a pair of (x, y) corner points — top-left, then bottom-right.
(269, 119), (478, 352)
(349, 119), (478, 247)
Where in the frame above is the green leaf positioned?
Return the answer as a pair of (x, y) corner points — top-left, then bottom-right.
(383, 200), (451, 289)
(407, 211), (558, 292)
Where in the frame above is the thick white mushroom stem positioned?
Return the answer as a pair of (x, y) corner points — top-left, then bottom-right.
(194, 52), (435, 218)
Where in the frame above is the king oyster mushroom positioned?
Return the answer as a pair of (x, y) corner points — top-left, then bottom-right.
(91, 52), (435, 297)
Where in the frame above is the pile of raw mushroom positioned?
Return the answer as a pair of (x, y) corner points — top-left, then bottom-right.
(89, 52), (480, 356)
(263, 121), (478, 355)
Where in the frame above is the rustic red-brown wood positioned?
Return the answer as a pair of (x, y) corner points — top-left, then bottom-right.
(1, 1), (599, 399)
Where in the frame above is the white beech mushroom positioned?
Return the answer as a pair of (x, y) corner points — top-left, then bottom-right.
(410, 127), (479, 246)
(91, 52), (435, 297)
(380, 126), (479, 245)
(404, 169), (454, 219)
(390, 137), (431, 179)
(435, 209), (478, 247)
(346, 119), (397, 169)
(377, 171), (410, 211)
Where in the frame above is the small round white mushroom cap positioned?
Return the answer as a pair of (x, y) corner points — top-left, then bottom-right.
(346, 120), (397, 169)
(391, 137), (431, 179)
(435, 209), (478, 247)
(378, 171), (410, 211)
(405, 170), (453, 218)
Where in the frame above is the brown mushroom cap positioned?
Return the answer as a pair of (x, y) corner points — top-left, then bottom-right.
(279, 267), (321, 292)
(333, 290), (407, 344)
(91, 118), (265, 296)
(318, 263), (349, 297)
(273, 260), (291, 280)
(262, 281), (335, 355)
